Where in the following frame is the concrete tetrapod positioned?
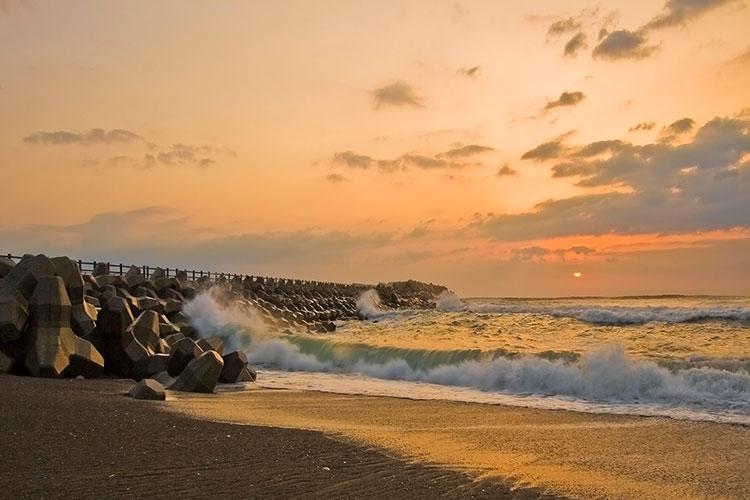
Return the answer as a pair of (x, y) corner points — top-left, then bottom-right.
(169, 350), (224, 393)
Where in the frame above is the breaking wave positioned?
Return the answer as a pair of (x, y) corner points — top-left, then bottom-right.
(187, 291), (750, 421)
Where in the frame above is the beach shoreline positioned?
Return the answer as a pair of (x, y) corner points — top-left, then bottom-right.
(0, 374), (548, 499)
(168, 383), (750, 500)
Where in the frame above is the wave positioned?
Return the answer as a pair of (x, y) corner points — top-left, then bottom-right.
(187, 291), (750, 419)
(466, 302), (750, 326)
(436, 291), (468, 312)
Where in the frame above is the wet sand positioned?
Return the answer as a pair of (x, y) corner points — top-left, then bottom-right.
(0, 375), (547, 499)
(168, 387), (750, 499)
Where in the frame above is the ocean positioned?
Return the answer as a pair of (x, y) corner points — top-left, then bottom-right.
(185, 291), (750, 425)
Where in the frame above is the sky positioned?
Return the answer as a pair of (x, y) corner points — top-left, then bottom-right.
(1, 0), (749, 296)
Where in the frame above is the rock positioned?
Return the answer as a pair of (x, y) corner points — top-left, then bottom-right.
(51, 256), (85, 304)
(127, 310), (160, 352)
(28, 276), (72, 328)
(96, 296), (135, 341)
(2, 254), (55, 299)
(197, 335), (225, 355)
(167, 337), (203, 376)
(121, 329), (152, 365)
(124, 265), (146, 288)
(156, 338), (170, 354)
(0, 287), (29, 343)
(0, 349), (14, 373)
(84, 295), (100, 307)
(25, 327), (76, 377)
(161, 288), (185, 302)
(71, 302), (97, 338)
(66, 336), (105, 378)
(93, 262), (109, 276)
(128, 378), (166, 400)
(0, 257), (14, 279)
(133, 353), (170, 379)
(169, 350), (224, 393)
(136, 296), (161, 313)
(240, 365), (257, 382)
(219, 350), (249, 383)
(149, 267), (166, 281)
(164, 332), (185, 348)
(162, 298), (183, 314)
(152, 370), (175, 387)
(94, 296), (136, 375)
(159, 315), (180, 337)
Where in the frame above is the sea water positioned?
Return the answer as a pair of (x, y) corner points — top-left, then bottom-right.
(185, 291), (750, 424)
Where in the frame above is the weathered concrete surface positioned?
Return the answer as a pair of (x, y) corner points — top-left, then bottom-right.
(51, 256), (85, 305)
(128, 311), (160, 352)
(66, 336), (105, 378)
(71, 302), (97, 338)
(167, 337), (203, 376)
(198, 335), (225, 356)
(133, 353), (170, 380)
(169, 350), (224, 393)
(219, 350), (249, 383)
(3, 254), (55, 299)
(0, 287), (28, 343)
(128, 378), (166, 400)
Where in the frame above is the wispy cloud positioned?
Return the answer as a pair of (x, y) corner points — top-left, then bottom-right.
(564, 33), (588, 57)
(23, 128), (142, 145)
(496, 165), (519, 177)
(593, 30), (658, 60)
(544, 91), (586, 111)
(456, 66), (481, 78)
(372, 81), (424, 108)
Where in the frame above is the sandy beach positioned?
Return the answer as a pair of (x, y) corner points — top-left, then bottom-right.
(0, 375), (550, 499)
(169, 385), (750, 499)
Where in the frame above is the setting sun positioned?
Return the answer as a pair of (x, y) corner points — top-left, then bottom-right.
(573, 272), (583, 278)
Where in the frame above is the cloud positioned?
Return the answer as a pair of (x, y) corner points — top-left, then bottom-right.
(510, 245), (597, 262)
(522, 138), (567, 162)
(371, 81), (424, 108)
(550, 161), (600, 178)
(644, 0), (738, 31)
(457, 66), (480, 78)
(629, 121), (657, 132)
(440, 144), (494, 159)
(593, 30), (658, 60)
(544, 91), (586, 111)
(564, 33), (588, 57)
(658, 117), (695, 143)
(324, 173), (347, 184)
(333, 151), (375, 169)
(331, 143), (495, 173)
(154, 143), (228, 168)
(496, 165), (519, 177)
(547, 17), (582, 37)
(23, 128), (142, 145)
(476, 114), (750, 240)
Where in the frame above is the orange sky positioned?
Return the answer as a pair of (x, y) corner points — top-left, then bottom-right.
(1, 0), (749, 296)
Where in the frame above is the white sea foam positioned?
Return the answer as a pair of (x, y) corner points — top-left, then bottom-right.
(184, 290), (750, 422)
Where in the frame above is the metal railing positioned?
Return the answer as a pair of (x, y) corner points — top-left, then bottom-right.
(3, 253), (357, 288)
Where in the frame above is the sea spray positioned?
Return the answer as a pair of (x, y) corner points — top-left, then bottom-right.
(356, 289), (384, 319)
(436, 291), (468, 312)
